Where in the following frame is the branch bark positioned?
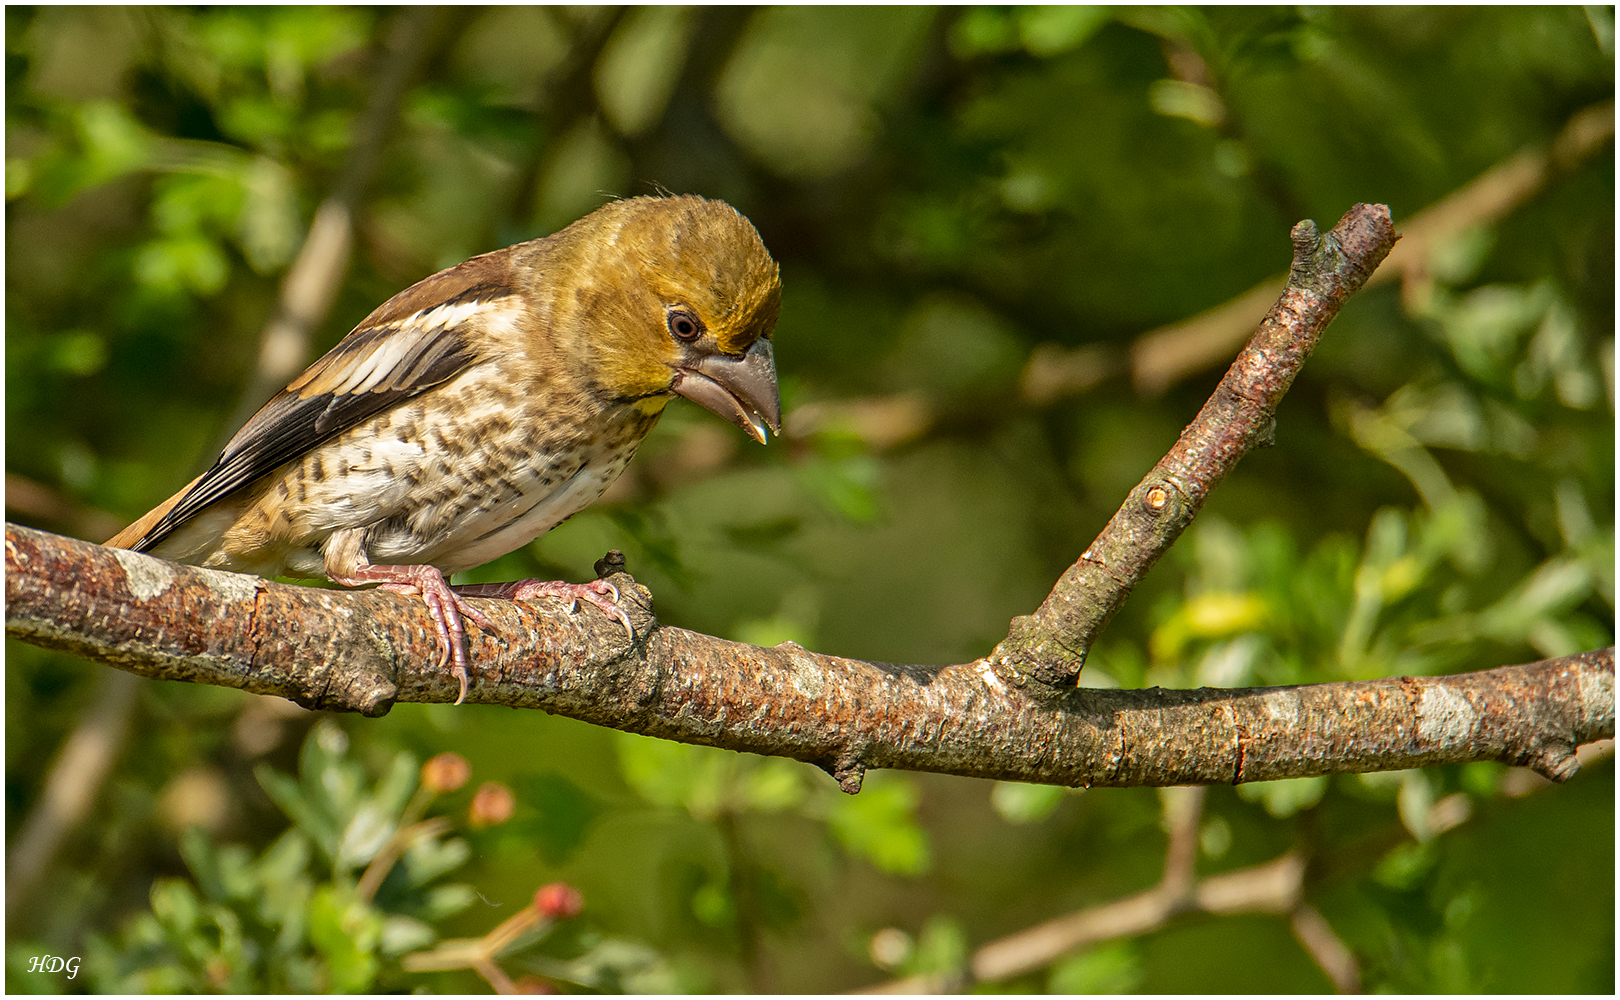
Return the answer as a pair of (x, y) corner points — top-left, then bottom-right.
(5, 523), (1611, 791)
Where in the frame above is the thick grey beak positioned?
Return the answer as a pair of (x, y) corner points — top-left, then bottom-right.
(671, 337), (782, 445)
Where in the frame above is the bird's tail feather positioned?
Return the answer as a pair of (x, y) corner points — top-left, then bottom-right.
(105, 474), (203, 550)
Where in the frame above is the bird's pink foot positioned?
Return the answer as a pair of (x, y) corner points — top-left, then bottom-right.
(454, 578), (634, 641)
(330, 563), (493, 706)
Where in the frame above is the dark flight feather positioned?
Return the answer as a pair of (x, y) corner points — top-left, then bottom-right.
(128, 263), (520, 552)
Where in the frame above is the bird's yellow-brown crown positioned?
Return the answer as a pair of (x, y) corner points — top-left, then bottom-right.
(532, 195), (782, 419)
(620, 195), (781, 356)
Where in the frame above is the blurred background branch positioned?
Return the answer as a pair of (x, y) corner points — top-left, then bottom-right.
(215, 5), (446, 447)
(866, 738), (1615, 993)
(4, 670), (140, 922)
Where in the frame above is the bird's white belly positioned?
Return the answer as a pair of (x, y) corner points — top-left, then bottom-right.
(394, 458), (619, 574)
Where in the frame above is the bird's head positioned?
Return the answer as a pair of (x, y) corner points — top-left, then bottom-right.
(542, 195), (783, 443)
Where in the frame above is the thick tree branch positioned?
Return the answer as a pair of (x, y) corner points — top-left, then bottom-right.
(6, 524), (1611, 791)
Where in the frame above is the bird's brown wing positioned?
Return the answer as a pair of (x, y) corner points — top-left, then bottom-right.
(123, 259), (521, 553)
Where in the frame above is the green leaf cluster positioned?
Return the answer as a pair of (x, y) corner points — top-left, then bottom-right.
(75, 724), (471, 993)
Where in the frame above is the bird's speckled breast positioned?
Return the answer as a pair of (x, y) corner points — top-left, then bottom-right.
(219, 362), (666, 579)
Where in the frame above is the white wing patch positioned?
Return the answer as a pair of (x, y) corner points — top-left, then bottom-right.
(292, 298), (521, 399)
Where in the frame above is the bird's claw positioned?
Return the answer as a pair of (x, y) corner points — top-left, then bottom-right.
(474, 578), (634, 642)
(373, 570), (485, 706)
(550, 581), (634, 643)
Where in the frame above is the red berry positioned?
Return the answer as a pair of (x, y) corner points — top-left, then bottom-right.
(533, 882), (583, 919)
(468, 781), (515, 827)
(420, 752), (471, 794)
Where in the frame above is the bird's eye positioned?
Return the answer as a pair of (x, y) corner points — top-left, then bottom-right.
(667, 307), (704, 342)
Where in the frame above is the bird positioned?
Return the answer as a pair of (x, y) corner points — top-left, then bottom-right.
(108, 194), (782, 705)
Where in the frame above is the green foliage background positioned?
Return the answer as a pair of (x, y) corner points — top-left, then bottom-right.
(5, 6), (1613, 993)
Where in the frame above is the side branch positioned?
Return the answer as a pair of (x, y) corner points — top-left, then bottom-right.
(993, 203), (1399, 685)
(7, 524), (1610, 789)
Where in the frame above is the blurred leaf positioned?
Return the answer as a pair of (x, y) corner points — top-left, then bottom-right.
(616, 734), (808, 820)
(531, 936), (681, 994)
(797, 452), (882, 523)
(133, 234), (230, 297)
(594, 7), (694, 137)
(237, 156), (299, 272)
(731, 613), (812, 648)
(826, 775), (931, 876)
(716, 7), (935, 177)
(617, 733), (730, 818)
(307, 886), (380, 993)
(378, 916), (434, 959)
(1430, 282), (1556, 386)
(691, 878), (733, 928)
(44, 330), (108, 376)
(885, 293), (1025, 406)
(1018, 6), (1113, 57)
(255, 763), (340, 864)
(990, 780), (1068, 824)
(1237, 776), (1328, 818)
(1151, 591), (1269, 665)
(396, 831), (470, 893)
(514, 772), (603, 865)
(1048, 940), (1145, 994)
(413, 884), (477, 924)
(906, 915), (966, 977)
(1374, 840), (1437, 891)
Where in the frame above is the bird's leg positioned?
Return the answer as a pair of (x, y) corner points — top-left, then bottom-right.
(453, 579), (634, 641)
(324, 530), (492, 705)
(336, 564), (496, 706)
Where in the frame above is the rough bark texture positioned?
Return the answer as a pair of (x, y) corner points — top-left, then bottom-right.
(7, 523), (1611, 790)
(994, 204), (1399, 685)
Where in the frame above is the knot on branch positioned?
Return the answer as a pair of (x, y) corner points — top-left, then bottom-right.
(607, 572), (656, 644)
(594, 549), (627, 579)
(821, 754), (867, 794)
(986, 626), (1088, 690)
(301, 667), (399, 717)
(1288, 204), (1397, 300)
(1529, 741), (1581, 783)
(1139, 480), (1187, 521)
(1288, 218), (1321, 272)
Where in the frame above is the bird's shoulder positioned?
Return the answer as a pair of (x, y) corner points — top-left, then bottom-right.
(290, 246), (534, 401)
